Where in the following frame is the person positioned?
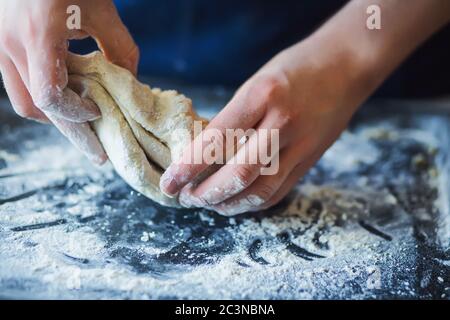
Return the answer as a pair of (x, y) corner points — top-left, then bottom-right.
(0, 0), (449, 215)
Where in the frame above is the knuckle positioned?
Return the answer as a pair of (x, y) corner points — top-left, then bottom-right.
(34, 88), (62, 111)
(252, 72), (289, 103)
(232, 165), (255, 187)
(171, 164), (194, 185)
(23, 16), (37, 40)
(1, 34), (16, 51)
(250, 183), (275, 204)
(275, 108), (296, 128)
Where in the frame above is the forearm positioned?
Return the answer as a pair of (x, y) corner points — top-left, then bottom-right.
(310, 0), (450, 88)
(162, 0), (450, 213)
(274, 0), (450, 109)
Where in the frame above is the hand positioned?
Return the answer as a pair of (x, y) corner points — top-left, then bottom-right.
(0, 0), (139, 164)
(160, 38), (374, 215)
(160, 0), (450, 216)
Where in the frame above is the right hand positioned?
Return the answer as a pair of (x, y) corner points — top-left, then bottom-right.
(0, 0), (139, 164)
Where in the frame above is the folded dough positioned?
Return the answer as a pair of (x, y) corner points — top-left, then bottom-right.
(67, 52), (207, 207)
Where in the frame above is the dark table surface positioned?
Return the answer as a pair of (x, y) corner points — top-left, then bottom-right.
(0, 86), (449, 299)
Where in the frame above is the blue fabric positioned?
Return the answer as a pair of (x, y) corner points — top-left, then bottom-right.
(71, 0), (345, 85)
(70, 0), (450, 97)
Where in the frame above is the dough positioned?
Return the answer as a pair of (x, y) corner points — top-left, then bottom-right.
(66, 52), (207, 207)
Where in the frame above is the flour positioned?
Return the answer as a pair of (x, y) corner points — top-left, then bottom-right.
(0, 150), (19, 163)
(0, 180), (417, 299)
(0, 102), (448, 299)
(321, 131), (381, 175)
(204, 175), (247, 204)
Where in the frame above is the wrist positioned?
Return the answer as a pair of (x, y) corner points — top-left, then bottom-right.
(279, 34), (380, 113)
(303, 0), (450, 101)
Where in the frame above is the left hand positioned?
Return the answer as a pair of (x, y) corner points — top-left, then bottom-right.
(159, 0), (450, 216)
(159, 35), (379, 216)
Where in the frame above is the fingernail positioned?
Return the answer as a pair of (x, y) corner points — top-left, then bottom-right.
(179, 183), (206, 208)
(81, 99), (102, 121)
(179, 190), (194, 208)
(200, 188), (222, 205)
(179, 189), (205, 208)
(159, 173), (178, 197)
(90, 152), (108, 166)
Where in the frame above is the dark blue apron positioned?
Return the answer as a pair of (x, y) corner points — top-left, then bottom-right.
(71, 0), (450, 98)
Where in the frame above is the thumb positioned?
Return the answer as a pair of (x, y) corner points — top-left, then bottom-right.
(87, 4), (139, 75)
(27, 38), (101, 122)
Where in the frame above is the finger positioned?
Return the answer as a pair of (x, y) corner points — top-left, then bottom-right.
(256, 155), (320, 211)
(0, 56), (49, 122)
(46, 112), (107, 165)
(178, 183), (202, 208)
(26, 38), (101, 122)
(160, 87), (267, 197)
(182, 115), (281, 206)
(86, 2), (139, 75)
(208, 147), (297, 216)
(3, 41), (106, 164)
(210, 146), (323, 216)
(1, 37), (31, 87)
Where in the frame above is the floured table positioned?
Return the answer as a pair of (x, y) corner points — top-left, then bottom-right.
(0, 83), (449, 299)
